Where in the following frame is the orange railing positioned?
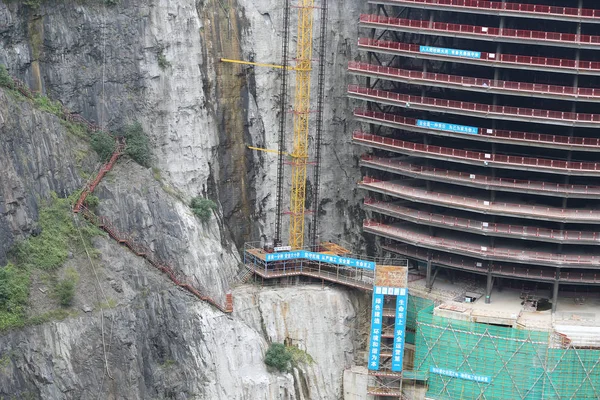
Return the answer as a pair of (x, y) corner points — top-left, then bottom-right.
(360, 155), (600, 197)
(357, 38), (600, 73)
(73, 139), (125, 213)
(245, 263), (374, 291)
(377, 0), (600, 20)
(364, 198), (600, 244)
(359, 15), (600, 46)
(382, 244), (600, 284)
(364, 220), (600, 267)
(353, 109), (600, 150)
(354, 132), (600, 174)
(359, 177), (600, 223)
(348, 85), (600, 125)
(348, 61), (600, 100)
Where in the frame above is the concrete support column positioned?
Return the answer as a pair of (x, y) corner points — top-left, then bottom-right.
(552, 274), (560, 313)
(426, 255), (433, 291)
(485, 263), (493, 304)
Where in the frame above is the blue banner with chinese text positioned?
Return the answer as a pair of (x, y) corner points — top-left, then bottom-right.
(391, 288), (408, 372)
(368, 291), (384, 370)
(419, 46), (481, 59)
(264, 250), (375, 270)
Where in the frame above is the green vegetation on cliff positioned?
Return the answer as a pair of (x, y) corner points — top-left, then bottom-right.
(264, 343), (293, 372)
(0, 65), (14, 89)
(122, 122), (152, 167)
(263, 343), (314, 373)
(190, 197), (217, 222)
(0, 194), (99, 330)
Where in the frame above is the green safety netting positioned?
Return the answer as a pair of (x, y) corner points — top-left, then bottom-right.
(411, 298), (600, 400)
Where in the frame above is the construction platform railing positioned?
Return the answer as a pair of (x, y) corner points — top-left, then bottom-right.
(357, 38), (600, 75)
(242, 242), (408, 291)
(360, 155), (600, 198)
(368, 0), (600, 22)
(382, 244), (600, 284)
(364, 198), (600, 244)
(353, 132), (600, 175)
(359, 177), (600, 223)
(353, 109), (600, 151)
(364, 220), (600, 268)
(348, 61), (600, 101)
(359, 15), (600, 49)
(244, 262), (375, 291)
(348, 85), (600, 127)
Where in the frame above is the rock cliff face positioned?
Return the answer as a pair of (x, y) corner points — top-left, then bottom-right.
(0, 0), (369, 397)
(0, 89), (94, 265)
(0, 234), (363, 399)
(0, 0), (368, 249)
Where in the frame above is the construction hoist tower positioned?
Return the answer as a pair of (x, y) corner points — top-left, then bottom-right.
(288, 0), (315, 250)
(222, 0), (328, 250)
(273, 0), (328, 250)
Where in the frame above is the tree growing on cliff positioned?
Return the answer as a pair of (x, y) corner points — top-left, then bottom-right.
(90, 131), (117, 162)
(0, 65), (14, 89)
(122, 122), (152, 167)
(53, 268), (79, 307)
(264, 343), (293, 372)
(190, 197), (217, 222)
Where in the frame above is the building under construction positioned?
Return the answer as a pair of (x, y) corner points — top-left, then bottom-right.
(349, 0), (600, 399)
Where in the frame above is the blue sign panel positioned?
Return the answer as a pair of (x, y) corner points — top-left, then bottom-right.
(430, 366), (492, 384)
(368, 291), (384, 370)
(417, 119), (479, 135)
(419, 46), (481, 59)
(264, 250), (375, 270)
(391, 288), (408, 372)
(264, 251), (303, 262)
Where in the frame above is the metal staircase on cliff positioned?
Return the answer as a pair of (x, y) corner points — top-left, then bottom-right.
(72, 141), (233, 313)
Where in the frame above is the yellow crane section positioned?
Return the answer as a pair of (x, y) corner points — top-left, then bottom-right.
(220, 58), (295, 70)
(246, 145), (290, 157)
(288, 0), (315, 250)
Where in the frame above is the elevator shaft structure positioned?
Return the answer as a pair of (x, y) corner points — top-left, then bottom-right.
(288, 0), (315, 250)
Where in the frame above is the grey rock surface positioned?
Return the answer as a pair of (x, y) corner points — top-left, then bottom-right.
(0, 0), (368, 251)
(0, 89), (92, 264)
(0, 236), (362, 399)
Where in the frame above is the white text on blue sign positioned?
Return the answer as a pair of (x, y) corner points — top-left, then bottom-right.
(419, 46), (481, 59)
(368, 292), (385, 370)
(417, 119), (479, 135)
(391, 290), (408, 372)
(264, 250), (375, 270)
(430, 367), (492, 383)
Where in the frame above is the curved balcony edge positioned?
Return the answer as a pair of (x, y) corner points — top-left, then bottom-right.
(348, 62), (600, 103)
(363, 200), (600, 245)
(357, 39), (600, 76)
(359, 157), (600, 199)
(380, 244), (600, 285)
(348, 86), (600, 128)
(359, 179), (600, 224)
(353, 109), (600, 152)
(359, 15), (600, 50)
(367, 0), (600, 24)
(353, 132), (600, 177)
(364, 221), (600, 268)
